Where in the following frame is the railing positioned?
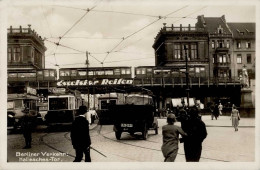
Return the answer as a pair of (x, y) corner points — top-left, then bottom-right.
(7, 26), (44, 41)
(164, 24), (205, 32)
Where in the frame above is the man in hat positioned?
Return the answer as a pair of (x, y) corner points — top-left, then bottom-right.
(161, 114), (187, 162)
(182, 107), (207, 162)
(70, 105), (91, 162)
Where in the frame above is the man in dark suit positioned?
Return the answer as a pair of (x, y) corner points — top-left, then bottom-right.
(181, 106), (207, 162)
(71, 105), (91, 162)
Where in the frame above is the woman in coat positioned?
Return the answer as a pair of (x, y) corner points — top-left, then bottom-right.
(161, 114), (187, 162)
(230, 105), (240, 131)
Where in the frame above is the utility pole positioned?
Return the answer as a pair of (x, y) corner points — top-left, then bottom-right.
(184, 45), (190, 107)
(86, 51), (90, 110)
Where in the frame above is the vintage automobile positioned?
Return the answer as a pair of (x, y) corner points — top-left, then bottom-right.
(111, 94), (158, 140)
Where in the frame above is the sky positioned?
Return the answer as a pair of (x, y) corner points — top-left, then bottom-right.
(6, 0), (257, 69)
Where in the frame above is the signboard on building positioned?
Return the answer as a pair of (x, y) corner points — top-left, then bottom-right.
(57, 78), (133, 87)
(26, 87), (37, 96)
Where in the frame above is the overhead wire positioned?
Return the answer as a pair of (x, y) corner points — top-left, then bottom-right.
(45, 4), (206, 67)
(40, 5), (53, 38)
(101, 5), (189, 64)
(114, 6), (207, 54)
(45, 39), (102, 63)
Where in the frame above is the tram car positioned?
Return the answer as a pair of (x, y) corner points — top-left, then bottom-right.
(7, 93), (38, 130)
(97, 93), (118, 125)
(59, 66), (132, 80)
(45, 89), (83, 125)
(111, 93), (158, 140)
(134, 66), (208, 85)
(8, 69), (57, 82)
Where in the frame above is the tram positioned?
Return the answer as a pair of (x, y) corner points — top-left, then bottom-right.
(45, 89), (83, 125)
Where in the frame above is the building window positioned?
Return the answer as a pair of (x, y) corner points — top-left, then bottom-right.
(219, 55), (223, 63)
(246, 42), (251, 49)
(190, 44), (197, 59)
(211, 41), (215, 49)
(8, 47), (12, 62)
(223, 55), (227, 63)
(174, 44), (181, 59)
(237, 41), (241, 49)
(247, 54), (252, 63)
(237, 54), (242, 64)
(218, 40), (224, 48)
(13, 47), (21, 62)
(226, 40), (230, 48)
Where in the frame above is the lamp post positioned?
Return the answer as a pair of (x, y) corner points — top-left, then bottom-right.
(86, 51), (90, 109)
(184, 45), (190, 107)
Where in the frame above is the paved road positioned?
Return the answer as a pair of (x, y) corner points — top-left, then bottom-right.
(7, 115), (255, 163)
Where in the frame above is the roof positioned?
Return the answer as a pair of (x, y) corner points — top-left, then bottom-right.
(227, 23), (255, 39)
(203, 17), (232, 34)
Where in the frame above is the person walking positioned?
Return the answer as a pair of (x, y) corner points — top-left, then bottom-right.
(181, 107), (207, 162)
(212, 104), (219, 120)
(218, 103), (223, 115)
(230, 105), (240, 131)
(71, 105), (91, 162)
(21, 110), (36, 149)
(161, 114), (187, 162)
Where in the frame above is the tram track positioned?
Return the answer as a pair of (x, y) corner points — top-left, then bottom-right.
(37, 124), (230, 162)
(98, 125), (230, 162)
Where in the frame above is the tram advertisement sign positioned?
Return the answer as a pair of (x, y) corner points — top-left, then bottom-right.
(57, 78), (133, 87)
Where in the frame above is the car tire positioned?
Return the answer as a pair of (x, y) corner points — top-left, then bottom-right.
(115, 131), (122, 140)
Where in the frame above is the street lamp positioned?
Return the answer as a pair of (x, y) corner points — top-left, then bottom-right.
(184, 45), (190, 107)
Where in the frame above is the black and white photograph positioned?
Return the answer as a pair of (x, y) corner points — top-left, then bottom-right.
(0, 0), (259, 170)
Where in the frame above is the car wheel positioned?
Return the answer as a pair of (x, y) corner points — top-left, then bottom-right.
(115, 131), (122, 140)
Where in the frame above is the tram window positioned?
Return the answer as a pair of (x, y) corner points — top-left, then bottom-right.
(200, 67), (205, 72)
(78, 71), (86, 76)
(189, 68), (194, 73)
(105, 70), (113, 75)
(8, 73), (17, 77)
(126, 69), (131, 74)
(50, 70), (55, 77)
(88, 71), (94, 76)
(114, 69), (121, 75)
(71, 70), (77, 76)
(18, 73), (36, 78)
(37, 71), (43, 75)
(141, 68), (146, 74)
(136, 68), (141, 74)
(44, 70), (50, 77)
(49, 98), (68, 110)
(65, 70), (70, 76)
(121, 69), (126, 75)
(60, 70), (65, 76)
(96, 71), (104, 75)
(154, 70), (161, 75)
(147, 68), (152, 73)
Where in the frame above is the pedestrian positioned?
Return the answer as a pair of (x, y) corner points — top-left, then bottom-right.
(181, 107), (207, 162)
(212, 104), (219, 120)
(230, 105), (240, 131)
(218, 103), (223, 115)
(161, 114), (187, 162)
(71, 105), (91, 162)
(21, 110), (36, 149)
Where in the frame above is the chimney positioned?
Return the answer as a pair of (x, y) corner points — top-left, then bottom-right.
(221, 15), (226, 23)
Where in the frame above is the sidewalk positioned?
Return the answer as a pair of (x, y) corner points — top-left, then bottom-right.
(201, 115), (255, 127)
